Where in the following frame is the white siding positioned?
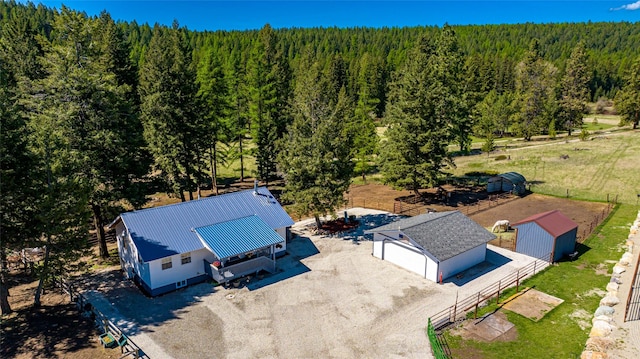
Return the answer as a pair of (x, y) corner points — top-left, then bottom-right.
(148, 248), (214, 290)
(115, 222), (137, 279)
(373, 230), (433, 279)
(275, 227), (287, 254)
(437, 244), (487, 280)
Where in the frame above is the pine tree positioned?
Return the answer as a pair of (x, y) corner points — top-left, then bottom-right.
(139, 23), (199, 201)
(18, 7), (100, 305)
(0, 2), (44, 314)
(224, 47), (250, 182)
(558, 42), (590, 136)
(433, 25), (472, 153)
(513, 39), (558, 140)
(247, 24), (291, 183)
(381, 33), (454, 195)
(278, 56), (354, 228)
(196, 48), (230, 195)
(615, 57), (640, 129)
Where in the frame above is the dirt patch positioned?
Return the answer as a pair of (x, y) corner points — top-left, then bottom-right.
(468, 193), (609, 241)
(450, 310), (517, 342)
(502, 288), (564, 321)
(1, 271), (118, 359)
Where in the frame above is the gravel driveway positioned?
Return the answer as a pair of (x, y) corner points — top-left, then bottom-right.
(86, 208), (539, 359)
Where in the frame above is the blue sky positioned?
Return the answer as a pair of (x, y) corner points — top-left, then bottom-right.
(21, 1), (640, 31)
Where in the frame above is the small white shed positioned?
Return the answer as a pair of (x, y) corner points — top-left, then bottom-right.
(365, 211), (496, 282)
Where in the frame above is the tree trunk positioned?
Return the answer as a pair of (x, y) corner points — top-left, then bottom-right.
(314, 214), (322, 230)
(239, 134), (245, 182)
(209, 144), (218, 195)
(33, 241), (51, 308)
(92, 204), (109, 258)
(0, 249), (12, 315)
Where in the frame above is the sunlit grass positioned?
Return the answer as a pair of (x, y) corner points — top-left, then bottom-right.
(445, 204), (635, 359)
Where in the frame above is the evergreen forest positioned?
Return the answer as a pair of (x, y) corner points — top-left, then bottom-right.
(1, 0), (640, 312)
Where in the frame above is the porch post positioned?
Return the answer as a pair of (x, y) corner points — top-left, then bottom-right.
(272, 245), (276, 271)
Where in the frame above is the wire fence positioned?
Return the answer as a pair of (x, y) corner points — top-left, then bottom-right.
(577, 202), (616, 244)
(53, 277), (149, 358)
(427, 318), (451, 359)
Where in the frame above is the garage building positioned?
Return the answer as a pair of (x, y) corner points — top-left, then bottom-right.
(366, 211), (496, 282)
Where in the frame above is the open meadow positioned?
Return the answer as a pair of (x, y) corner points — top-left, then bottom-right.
(451, 130), (640, 204)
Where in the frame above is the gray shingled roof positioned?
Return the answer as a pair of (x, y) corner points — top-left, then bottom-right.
(366, 211), (496, 261)
(109, 187), (294, 262)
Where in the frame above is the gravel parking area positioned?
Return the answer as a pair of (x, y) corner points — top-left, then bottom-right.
(85, 208), (539, 359)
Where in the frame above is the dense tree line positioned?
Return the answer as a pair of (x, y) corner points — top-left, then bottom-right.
(2, 0), (640, 313)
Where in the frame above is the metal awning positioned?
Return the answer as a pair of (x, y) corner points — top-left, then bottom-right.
(194, 215), (283, 259)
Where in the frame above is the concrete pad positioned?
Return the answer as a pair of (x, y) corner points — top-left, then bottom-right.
(502, 288), (564, 321)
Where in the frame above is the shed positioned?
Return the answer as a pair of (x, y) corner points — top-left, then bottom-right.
(108, 186), (294, 296)
(365, 211), (496, 282)
(512, 210), (578, 262)
(487, 172), (527, 195)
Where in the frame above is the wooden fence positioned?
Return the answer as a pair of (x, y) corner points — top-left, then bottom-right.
(53, 277), (148, 358)
(429, 253), (551, 331)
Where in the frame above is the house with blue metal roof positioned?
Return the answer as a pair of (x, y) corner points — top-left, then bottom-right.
(365, 211), (496, 282)
(108, 186), (294, 296)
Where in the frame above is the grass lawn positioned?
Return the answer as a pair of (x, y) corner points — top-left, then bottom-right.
(445, 204), (636, 359)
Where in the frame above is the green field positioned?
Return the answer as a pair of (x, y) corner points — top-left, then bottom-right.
(450, 130), (640, 204)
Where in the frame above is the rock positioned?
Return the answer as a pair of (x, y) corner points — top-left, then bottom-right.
(594, 306), (615, 316)
(590, 320), (614, 337)
(581, 350), (609, 359)
(600, 295), (620, 307)
(592, 315), (613, 324)
(619, 258), (630, 266)
(586, 336), (615, 352)
(612, 265), (626, 274)
(610, 277), (622, 284)
(592, 319), (616, 330)
(622, 252), (633, 259)
(606, 282), (619, 292)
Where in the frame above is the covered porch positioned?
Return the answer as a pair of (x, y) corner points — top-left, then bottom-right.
(195, 215), (284, 284)
(204, 255), (276, 283)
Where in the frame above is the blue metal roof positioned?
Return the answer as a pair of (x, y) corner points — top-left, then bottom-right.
(112, 187), (294, 262)
(194, 215), (283, 259)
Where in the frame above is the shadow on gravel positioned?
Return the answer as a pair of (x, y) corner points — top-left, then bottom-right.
(445, 249), (513, 286)
(247, 236), (319, 291)
(74, 268), (218, 335)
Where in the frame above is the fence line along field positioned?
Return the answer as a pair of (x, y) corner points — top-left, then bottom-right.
(451, 130), (640, 204)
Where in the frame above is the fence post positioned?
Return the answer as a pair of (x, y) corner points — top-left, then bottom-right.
(474, 292), (480, 319)
(516, 269), (520, 292)
(533, 261), (537, 275)
(497, 280), (501, 304)
(452, 291), (458, 322)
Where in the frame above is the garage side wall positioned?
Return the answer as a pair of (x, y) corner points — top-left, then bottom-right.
(438, 244), (487, 280)
(515, 223), (553, 261)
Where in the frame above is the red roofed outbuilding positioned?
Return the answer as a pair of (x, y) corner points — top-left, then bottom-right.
(512, 210), (578, 262)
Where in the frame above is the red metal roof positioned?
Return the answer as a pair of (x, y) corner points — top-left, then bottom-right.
(512, 210), (578, 238)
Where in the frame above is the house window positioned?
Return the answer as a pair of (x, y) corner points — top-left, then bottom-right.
(161, 257), (172, 270)
(181, 253), (191, 265)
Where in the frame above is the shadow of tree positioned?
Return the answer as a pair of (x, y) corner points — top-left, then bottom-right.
(0, 300), (101, 358)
